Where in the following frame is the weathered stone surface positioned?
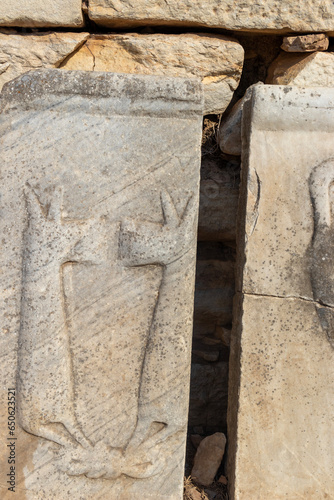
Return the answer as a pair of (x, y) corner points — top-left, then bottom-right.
(0, 69), (203, 500)
(218, 83), (263, 156)
(191, 433), (226, 486)
(0, 31), (89, 91)
(267, 52), (334, 86)
(88, 0), (334, 33)
(0, 0), (83, 27)
(228, 85), (334, 499)
(281, 33), (329, 52)
(61, 33), (244, 115)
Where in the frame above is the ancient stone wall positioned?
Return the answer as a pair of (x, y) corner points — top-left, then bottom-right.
(0, 2), (333, 499)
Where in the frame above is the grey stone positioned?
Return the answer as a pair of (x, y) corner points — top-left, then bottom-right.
(0, 69), (203, 500)
(218, 83), (263, 156)
(228, 85), (334, 500)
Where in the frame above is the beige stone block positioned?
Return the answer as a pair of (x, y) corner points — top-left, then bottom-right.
(0, 0), (83, 27)
(0, 31), (89, 91)
(281, 33), (329, 52)
(191, 432), (226, 486)
(229, 294), (334, 499)
(88, 0), (334, 33)
(61, 33), (244, 115)
(228, 85), (334, 499)
(267, 51), (334, 86)
(0, 69), (203, 499)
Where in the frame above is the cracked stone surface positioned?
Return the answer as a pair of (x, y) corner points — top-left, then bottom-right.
(0, 0), (83, 27)
(0, 69), (203, 500)
(0, 31), (89, 91)
(60, 33), (244, 115)
(228, 85), (334, 500)
(88, 0), (334, 33)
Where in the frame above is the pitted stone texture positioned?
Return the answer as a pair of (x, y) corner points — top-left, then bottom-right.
(0, 69), (203, 500)
(0, 0), (83, 27)
(61, 33), (244, 115)
(281, 33), (329, 52)
(88, 0), (334, 33)
(228, 85), (334, 500)
(236, 85), (334, 299)
(267, 52), (334, 87)
(0, 31), (89, 91)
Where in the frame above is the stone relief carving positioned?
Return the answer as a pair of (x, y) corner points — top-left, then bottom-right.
(17, 184), (196, 480)
(309, 159), (334, 346)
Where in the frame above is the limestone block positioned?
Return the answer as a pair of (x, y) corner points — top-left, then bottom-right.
(228, 85), (334, 499)
(267, 52), (334, 86)
(218, 83), (263, 156)
(0, 0), (83, 27)
(281, 33), (329, 52)
(0, 69), (203, 500)
(61, 33), (244, 115)
(0, 31), (89, 91)
(88, 0), (334, 33)
(191, 433), (226, 486)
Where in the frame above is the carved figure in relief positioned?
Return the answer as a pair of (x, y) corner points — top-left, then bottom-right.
(18, 185), (197, 480)
(309, 159), (334, 347)
(17, 184), (105, 450)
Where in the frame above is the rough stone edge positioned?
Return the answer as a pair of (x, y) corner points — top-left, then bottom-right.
(88, 6), (334, 35)
(0, 69), (204, 116)
(226, 90), (255, 500)
(250, 84), (334, 131)
(228, 85), (334, 497)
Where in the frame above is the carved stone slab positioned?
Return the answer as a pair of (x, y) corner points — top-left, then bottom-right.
(228, 86), (334, 499)
(0, 69), (203, 500)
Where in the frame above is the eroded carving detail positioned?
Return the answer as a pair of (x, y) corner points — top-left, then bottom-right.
(309, 159), (334, 346)
(18, 184), (107, 465)
(18, 186), (197, 480)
